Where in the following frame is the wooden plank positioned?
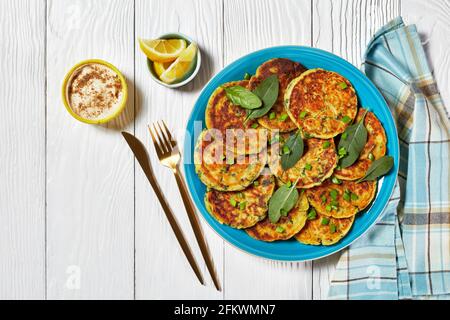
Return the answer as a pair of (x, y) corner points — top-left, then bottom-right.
(312, 0), (400, 299)
(223, 0), (313, 300)
(402, 0), (450, 113)
(0, 0), (46, 299)
(134, 0), (224, 299)
(46, 0), (135, 299)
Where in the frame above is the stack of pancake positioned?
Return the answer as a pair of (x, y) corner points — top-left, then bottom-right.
(195, 58), (387, 245)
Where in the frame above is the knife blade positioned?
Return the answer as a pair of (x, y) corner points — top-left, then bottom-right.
(122, 131), (204, 286)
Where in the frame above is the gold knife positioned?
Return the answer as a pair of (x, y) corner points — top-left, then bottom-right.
(122, 131), (205, 286)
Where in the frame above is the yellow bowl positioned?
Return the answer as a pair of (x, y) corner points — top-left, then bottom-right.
(61, 59), (128, 124)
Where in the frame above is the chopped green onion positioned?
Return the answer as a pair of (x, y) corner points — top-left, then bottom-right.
(341, 116), (352, 123)
(325, 204), (332, 212)
(229, 198), (237, 207)
(368, 153), (375, 161)
(300, 111), (308, 119)
(330, 189), (338, 200)
(343, 191), (351, 201)
(238, 192), (244, 199)
(276, 226), (285, 233)
(286, 181), (292, 188)
(323, 141), (331, 149)
(338, 82), (348, 89)
(338, 147), (347, 158)
(227, 158), (234, 165)
(321, 195), (327, 203)
(330, 224), (337, 233)
(307, 208), (317, 220)
(321, 217), (330, 225)
(331, 176), (342, 184)
(342, 132), (348, 140)
(305, 163), (312, 170)
(239, 201), (247, 210)
(251, 123), (259, 129)
(279, 114), (288, 121)
(303, 132), (311, 139)
(269, 112), (276, 120)
(351, 193), (359, 201)
(253, 181), (259, 187)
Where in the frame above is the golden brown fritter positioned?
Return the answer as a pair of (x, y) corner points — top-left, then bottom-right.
(205, 173), (275, 229)
(246, 191), (309, 241)
(285, 69), (358, 138)
(306, 179), (377, 218)
(295, 212), (354, 245)
(268, 135), (338, 189)
(194, 130), (267, 191)
(248, 58), (307, 132)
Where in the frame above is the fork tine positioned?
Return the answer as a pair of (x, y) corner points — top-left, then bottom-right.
(157, 121), (172, 152)
(152, 123), (169, 154)
(161, 120), (177, 148)
(148, 125), (163, 157)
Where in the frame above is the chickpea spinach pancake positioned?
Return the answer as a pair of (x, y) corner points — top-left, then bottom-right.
(285, 68), (358, 139)
(194, 57), (393, 247)
(248, 58), (307, 132)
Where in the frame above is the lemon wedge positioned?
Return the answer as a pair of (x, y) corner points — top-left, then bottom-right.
(159, 43), (198, 84)
(139, 38), (187, 62)
(153, 61), (172, 78)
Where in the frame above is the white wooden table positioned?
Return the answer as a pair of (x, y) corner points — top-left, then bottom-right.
(1, 0), (448, 300)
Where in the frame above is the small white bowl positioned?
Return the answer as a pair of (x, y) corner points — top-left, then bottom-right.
(146, 32), (202, 89)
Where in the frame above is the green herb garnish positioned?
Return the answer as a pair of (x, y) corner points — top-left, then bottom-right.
(329, 189), (338, 200)
(276, 226), (285, 233)
(279, 114), (289, 121)
(351, 193), (359, 201)
(341, 116), (352, 123)
(251, 123), (259, 129)
(368, 152), (375, 161)
(305, 163), (312, 170)
(281, 131), (304, 171)
(331, 176), (342, 184)
(323, 141), (331, 149)
(338, 82), (348, 89)
(269, 112), (276, 120)
(239, 201), (247, 210)
(229, 198), (237, 207)
(357, 156), (394, 182)
(244, 72), (251, 80)
(307, 208), (317, 220)
(321, 217), (330, 225)
(223, 85), (262, 109)
(300, 111), (308, 118)
(343, 191), (351, 201)
(268, 179), (300, 224)
(330, 224), (337, 233)
(338, 110), (368, 168)
(247, 75), (279, 119)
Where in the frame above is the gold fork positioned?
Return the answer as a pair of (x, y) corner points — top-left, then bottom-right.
(149, 121), (221, 292)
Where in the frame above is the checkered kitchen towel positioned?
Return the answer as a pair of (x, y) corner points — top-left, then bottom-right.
(328, 17), (450, 300)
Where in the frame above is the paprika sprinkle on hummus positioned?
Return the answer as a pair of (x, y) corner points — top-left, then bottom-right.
(66, 63), (124, 121)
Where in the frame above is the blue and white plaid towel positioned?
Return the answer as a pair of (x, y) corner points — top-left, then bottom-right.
(328, 17), (450, 300)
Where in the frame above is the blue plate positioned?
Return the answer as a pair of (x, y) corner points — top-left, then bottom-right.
(183, 46), (399, 261)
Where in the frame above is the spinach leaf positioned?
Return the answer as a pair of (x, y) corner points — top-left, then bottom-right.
(357, 156), (394, 182)
(281, 131), (304, 170)
(338, 110), (368, 168)
(268, 182), (299, 224)
(247, 75), (279, 119)
(222, 85), (262, 109)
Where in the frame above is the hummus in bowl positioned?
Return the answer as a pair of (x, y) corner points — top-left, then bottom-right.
(62, 59), (128, 124)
